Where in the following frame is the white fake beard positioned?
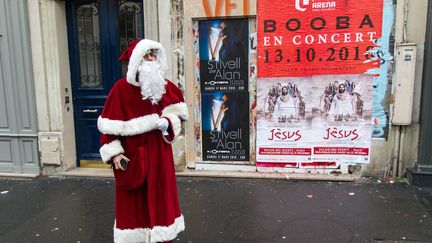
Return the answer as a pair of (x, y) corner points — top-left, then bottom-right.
(138, 61), (166, 104)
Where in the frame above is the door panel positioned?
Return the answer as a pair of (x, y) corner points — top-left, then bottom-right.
(118, 0), (144, 76)
(77, 3), (103, 89)
(0, 0), (39, 173)
(67, 0), (144, 164)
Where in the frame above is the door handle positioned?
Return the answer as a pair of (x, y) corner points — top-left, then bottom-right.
(83, 109), (98, 113)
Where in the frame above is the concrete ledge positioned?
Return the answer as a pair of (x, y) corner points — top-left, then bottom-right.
(177, 170), (359, 181)
(60, 167), (358, 181)
(62, 168), (114, 177)
(0, 173), (40, 179)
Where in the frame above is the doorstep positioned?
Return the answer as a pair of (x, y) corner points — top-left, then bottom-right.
(0, 172), (40, 179)
(62, 167), (359, 181)
(62, 167), (114, 177)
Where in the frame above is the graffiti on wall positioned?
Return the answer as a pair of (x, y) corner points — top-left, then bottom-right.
(201, 0), (253, 17)
(369, 0), (395, 139)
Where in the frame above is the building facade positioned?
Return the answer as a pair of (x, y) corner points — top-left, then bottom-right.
(0, 0), (431, 178)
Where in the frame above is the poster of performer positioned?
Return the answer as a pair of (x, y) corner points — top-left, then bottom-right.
(256, 0), (384, 164)
(311, 74), (372, 163)
(202, 92), (250, 161)
(256, 77), (313, 163)
(199, 18), (249, 92)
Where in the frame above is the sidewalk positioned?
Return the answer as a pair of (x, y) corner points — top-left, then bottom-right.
(0, 176), (431, 243)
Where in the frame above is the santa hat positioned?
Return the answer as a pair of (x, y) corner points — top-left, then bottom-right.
(119, 39), (169, 87)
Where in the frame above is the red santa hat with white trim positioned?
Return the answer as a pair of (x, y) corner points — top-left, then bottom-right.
(118, 39), (169, 87)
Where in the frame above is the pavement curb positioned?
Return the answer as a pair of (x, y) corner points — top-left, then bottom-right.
(0, 169), (360, 182)
(60, 168), (359, 181)
(0, 173), (39, 179)
(176, 170), (359, 181)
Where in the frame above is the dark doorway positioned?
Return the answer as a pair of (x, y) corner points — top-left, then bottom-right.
(66, 0), (144, 165)
(418, 1), (432, 164)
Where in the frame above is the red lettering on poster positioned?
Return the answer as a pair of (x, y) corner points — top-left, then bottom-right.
(259, 147), (312, 155)
(256, 162), (298, 167)
(300, 162), (337, 167)
(268, 128), (302, 141)
(323, 127), (359, 140)
(314, 147), (369, 155)
(257, 0), (383, 77)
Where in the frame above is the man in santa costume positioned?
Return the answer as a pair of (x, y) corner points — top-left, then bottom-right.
(98, 39), (187, 243)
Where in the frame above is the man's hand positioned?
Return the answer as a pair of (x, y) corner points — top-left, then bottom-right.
(112, 154), (129, 171)
(155, 118), (169, 135)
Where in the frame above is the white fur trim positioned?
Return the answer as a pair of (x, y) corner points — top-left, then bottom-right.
(162, 113), (182, 144)
(114, 215), (185, 243)
(126, 39), (168, 87)
(162, 102), (189, 121)
(97, 114), (160, 136)
(99, 139), (124, 163)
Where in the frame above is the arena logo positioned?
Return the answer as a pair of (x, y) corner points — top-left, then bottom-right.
(295, 0), (336, 12)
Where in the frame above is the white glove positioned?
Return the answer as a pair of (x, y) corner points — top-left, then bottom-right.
(155, 118), (169, 135)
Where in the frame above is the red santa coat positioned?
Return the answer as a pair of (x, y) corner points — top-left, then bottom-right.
(98, 75), (187, 242)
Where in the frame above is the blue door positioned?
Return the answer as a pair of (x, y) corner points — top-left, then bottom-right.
(66, 0), (144, 165)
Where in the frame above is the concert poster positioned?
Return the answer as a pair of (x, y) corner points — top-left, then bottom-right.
(201, 91), (250, 161)
(199, 18), (249, 92)
(256, 0), (384, 164)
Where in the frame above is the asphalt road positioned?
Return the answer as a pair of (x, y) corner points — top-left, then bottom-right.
(0, 177), (431, 243)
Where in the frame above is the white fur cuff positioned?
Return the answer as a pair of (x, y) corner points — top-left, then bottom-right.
(114, 215), (185, 243)
(162, 102), (189, 121)
(98, 114), (160, 136)
(100, 140), (124, 163)
(162, 113), (182, 144)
